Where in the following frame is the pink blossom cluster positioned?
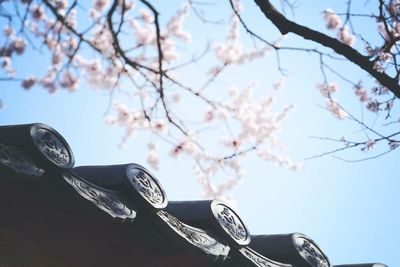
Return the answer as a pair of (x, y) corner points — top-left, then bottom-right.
(127, 3), (191, 67)
(167, 3), (192, 43)
(1, 1), (82, 92)
(364, 139), (376, 150)
(323, 8), (341, 30)
(1, 1), (193, 94)
(388, 0), (400, 15)
(105, 79), (300, 198)
(354, 86), (369, 102)
(365, 26), (395, 73)
(353, 84), (393, 114)
(320, 3), (400, 153)
(317, 83), (348, 119)
(372, 51), (393, 73)
(214, 16), (271, 65)
(389, 140), (400, 149)
(147, 143), (160, 169)
(337, 27), (355, 47)
(1, 28), (27, 76)
(1, 57), (15, 76)
(326, 99), (348, 119)
(190, 81), (301, 197)
(2, 1), (302, 198)
(370, 10), (400, 74)
(323, 9), (356, 46)
(317, 82), (338, 97)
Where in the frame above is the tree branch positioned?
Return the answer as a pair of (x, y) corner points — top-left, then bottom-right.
(139, 0), (187, 135)
(254, 0), (400, 98)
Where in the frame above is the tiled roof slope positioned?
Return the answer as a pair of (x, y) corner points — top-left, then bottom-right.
(0, 123), (388, 267)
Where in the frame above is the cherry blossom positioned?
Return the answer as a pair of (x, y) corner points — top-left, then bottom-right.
(12, 38), (27, 55)
(21, 76), (37, 90)
(31, 5), (45, 21)
(317, 82), (339, 97)
(94, 0), (109, 12)
(326, 99), (348, 119)
(60, 71), (79, 92)
(152, 120), (167, 134)
(354, 86), (369, 102)
(366, 100), (381, 113)
(166, 3), (191, 42)
(323, 9), (341, 30)
(1, 57), (15, 76)
(2, 0), (400, 197)
(389, 140), (400, 149)
(54, 0), (68, 10)
(338, 27), (355, 46)
(3, 26), (13, 37)
(203, 107), (215, 123)
(365, 139), (376, 150)
(147, 143), (160, 170)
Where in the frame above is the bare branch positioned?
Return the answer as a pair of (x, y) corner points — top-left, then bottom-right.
(139, 0), (187, 135)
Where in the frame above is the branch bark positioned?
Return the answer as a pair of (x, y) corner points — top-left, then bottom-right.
(254, 0), (400, 99)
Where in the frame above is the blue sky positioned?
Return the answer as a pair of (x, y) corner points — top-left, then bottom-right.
(1, 0), (399, 266)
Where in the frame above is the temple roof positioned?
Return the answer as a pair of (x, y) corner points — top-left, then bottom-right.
(0, 123), (387, 267)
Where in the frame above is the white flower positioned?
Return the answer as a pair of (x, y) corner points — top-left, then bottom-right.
(31, 5), (45, 21)
(354, 87), (369, 102)
(214, 43), (242, 64)
(130, 20), (156, 45)
(366, 139), (376, 150)
(140, 9), (154, 23)
(152, 119), (167, 133)
(162, 39), (180, 63)
(104, 115), (117, 125)
(204, 107), (215, 122)
(113, 103), (132, 124)
(379, 52), (393, 63)
(366, 100), (381, 113)
(227, 17), (240, 41)
(60, 71), (78, 91)
(21, 76), (36, 90)
(3, 26), (13, 37)
(11, 38), (27, 55)
(1, 57), (11, 69)
(326, 99), (347, 119)
(388, 0), (400, 14)
(217, 107), (229, 120)
(166, 3), (191, 42)
(169, 143), (184, 158)
(123, 1), (135, 11)
(147, 148), (159, 170)
(221, 137), (241, 149)
(317, 83), (338, 97)
(373, 61), (384, 72)
(389, 140), (400, 150)
(54, 0), (68, 10)
(207, 66), (222, 76)
(41, 75), (57, 93)
(214, 17), (243, 64)
(1, 57), (15, 76)
(94, 0), (108, 12)
(323, 9), (341, 30)
(52, 50), (64, 65)
(338, 27), (355, 46)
